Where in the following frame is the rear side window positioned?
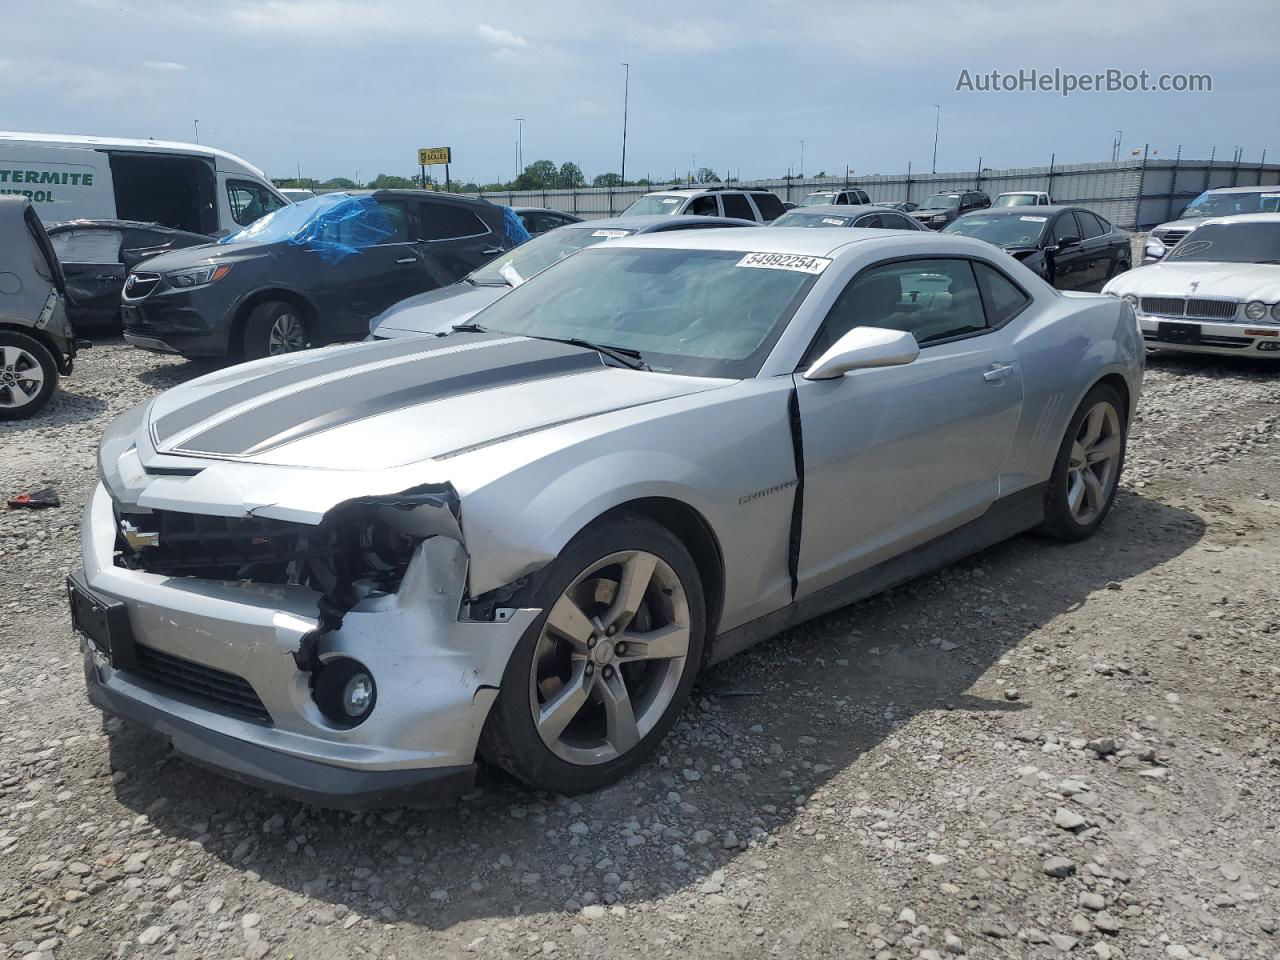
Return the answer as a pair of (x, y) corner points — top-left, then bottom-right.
(880, 213), (918, 231)
(227, 180), (287, 227)
(418, 202), (488, 241)
(720, 193), (754, 220)
(50, 228), (123, 263)
(751, 192), (786, 220)
(688, 195), (719, 216)
(854, 214), (884, 228)
(1075, 211), (1105, 240)
(974, 262), (1031, 326)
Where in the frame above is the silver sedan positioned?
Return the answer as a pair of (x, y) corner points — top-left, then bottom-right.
(74, 227), (1143, 805)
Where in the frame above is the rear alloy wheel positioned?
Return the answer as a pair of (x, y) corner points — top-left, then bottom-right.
(0, 332), (58, 421)
(1037, 383), (1126, 541)
(481, 516), (706, 793)
(243, 301), (310, 361)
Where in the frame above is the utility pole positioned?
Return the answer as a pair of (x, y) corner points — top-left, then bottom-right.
(620, 63), (630, 187)
(193, 120), (199, 144)
(799, 139), (805, 178)
(931, 105), (941, 174)
(514, 118), (526, 178)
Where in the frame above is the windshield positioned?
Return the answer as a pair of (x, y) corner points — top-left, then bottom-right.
(1179, 190), (1280, 221)
(468, 247), (823, 377)
(920, 194), (961, 210)
(773, 211), (855, 228)
(943, 213), (1048, 245)
(623, 195), (686, 216)
(798, 193), (837, 207)
(1166, 223), (1280, 264)
(469, 226), (631, 286)
(994, 194), (1039, 207)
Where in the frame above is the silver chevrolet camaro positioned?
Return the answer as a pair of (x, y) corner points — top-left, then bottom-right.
(72, 227), (1143, 806)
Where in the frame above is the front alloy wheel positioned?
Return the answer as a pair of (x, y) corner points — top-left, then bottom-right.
(530, 550), (691, 765)
(481, 515), (706, 794)
(268, 312), (307, 355)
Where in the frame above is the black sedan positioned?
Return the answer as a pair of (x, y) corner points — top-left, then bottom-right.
(47, 220), (213, 329)
(121, 191), (521, 361)
(942, 206), (1131, 290)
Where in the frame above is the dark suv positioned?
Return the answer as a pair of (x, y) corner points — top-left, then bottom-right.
(121, 191), (519, 361)
(911, 190), (991, 229)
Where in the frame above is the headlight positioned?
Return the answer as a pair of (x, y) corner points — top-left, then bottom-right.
(1122, 293), (1140, 312)
(1244, 300), (1268, 321)
(1272, 303), (1280, 322)
(167, 264), (232, 288)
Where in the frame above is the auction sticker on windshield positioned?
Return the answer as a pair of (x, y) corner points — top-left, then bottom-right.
(591, 229), (631, 238)
(737, 252), (832, 274)
(1020, 216), (1048, 222)
(822, 218), (848, 226)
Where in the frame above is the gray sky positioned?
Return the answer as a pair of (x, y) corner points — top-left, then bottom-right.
(6, 0), (1276, 184)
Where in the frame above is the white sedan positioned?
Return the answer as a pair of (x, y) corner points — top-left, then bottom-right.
(1103, 213), (1280, 359)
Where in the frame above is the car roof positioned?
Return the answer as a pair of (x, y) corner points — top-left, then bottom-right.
(1194, 212), (1280, 226)
(603, 225), (895, 258)
(0, 130), (269, 180)
(640, 187), (763, 196)
(956, 205), (1079, 217)
(564, 215), (760, 232)
(512, 207), (574, 215)
(1205, 185), (1280, 195)
(784, 204), (904, 215)
(45, 218), (211, 236)
(996, 190), (1048, 195)
(369, 189), (493, 207)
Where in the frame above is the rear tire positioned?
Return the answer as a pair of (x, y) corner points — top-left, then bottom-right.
(242, 301), (310, 361)
(480, 514), (706, 794)
(1037, 383), (1127, 542)
(0, 331), (58, 421)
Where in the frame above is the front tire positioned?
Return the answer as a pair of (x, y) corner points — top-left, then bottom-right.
(480, 514), (706, 794)
(1037, 383), (1126, 541)
(0, 331), (58, 421)
(242, 301), (310, 361)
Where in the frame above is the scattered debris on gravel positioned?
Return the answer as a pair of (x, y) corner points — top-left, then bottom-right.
(1, 341), (1277, 960)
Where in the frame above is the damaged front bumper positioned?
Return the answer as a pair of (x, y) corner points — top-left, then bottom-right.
(76, 483), (538, 808)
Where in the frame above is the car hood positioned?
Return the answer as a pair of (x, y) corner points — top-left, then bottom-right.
(1104, 261), (1280, 301)
(1150, 218), (1202, 236)
(139, 333), (721, 473)
(131, 241), (272, 274)
(370, 282), (507, 338)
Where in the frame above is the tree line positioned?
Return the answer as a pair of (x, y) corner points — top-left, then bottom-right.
(275, 160), (738, 194)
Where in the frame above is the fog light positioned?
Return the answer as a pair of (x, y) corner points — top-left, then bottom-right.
(1258, 341), (1280, 351)
(314, 658), (377, 726)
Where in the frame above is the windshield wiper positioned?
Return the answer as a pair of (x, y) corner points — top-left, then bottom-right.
(524, 335), (650, 371)
(451, 322), (487, 333)
(466, 277), (509, 287)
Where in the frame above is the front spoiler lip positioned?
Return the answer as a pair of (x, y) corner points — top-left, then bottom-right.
(84, 649), (477, 809)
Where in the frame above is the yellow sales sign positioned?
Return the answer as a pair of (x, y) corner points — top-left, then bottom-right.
(418, 147), (452, 165)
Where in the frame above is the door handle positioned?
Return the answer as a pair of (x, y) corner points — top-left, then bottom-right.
(983, 363), (1014, 382)
(395, 257), (417, 264)
(481, 248), (501, 255)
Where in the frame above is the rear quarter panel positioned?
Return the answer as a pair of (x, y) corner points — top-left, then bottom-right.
(1002, 291), (1142, 493)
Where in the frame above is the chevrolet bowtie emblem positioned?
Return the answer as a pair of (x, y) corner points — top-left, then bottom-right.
(120, 519), (160, 550)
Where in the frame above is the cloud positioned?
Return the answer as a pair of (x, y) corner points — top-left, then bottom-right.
(142, 60), (188, 71)
(477, 24), (529, 48)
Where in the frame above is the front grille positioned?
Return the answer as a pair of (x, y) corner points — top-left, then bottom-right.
(131, 644), (271, 723)
(1142, 297), (1240, 321)
(115, 510), (333, 582)
(1186, 298), (1239, 320)
(1157, 229), (1191, 246)
(123, 272), (161, 300)
(1142, 297), (1186, 316)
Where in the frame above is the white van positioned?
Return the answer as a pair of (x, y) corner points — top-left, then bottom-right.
(0, 132), (288, 236)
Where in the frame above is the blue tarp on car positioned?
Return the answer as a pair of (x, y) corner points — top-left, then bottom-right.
(501, 205), (532, 246)
(218, 194), (395, 263)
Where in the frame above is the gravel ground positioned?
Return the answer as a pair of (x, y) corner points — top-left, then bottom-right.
(1, 339), (1278, 960)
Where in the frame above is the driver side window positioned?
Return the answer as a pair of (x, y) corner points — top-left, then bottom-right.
(1051, 214), (1079, 246)
(806, 258), (988, 362)
(688, 195), (719, 216)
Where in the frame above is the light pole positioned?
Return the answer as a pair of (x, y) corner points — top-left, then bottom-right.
(1113, 130), (1123, 162)
(620, 63), (630, 187)
(799, 139), (805, 178)
(193, 120), (199, 144)
(514, 118), (525, 178)
(931, 105), (941, 174)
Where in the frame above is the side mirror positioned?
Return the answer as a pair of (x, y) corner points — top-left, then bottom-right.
(803, 326), (920, 381)
(1056, 236), (1080, 249)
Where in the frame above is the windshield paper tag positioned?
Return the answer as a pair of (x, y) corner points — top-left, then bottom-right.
(591, 229), (630, 238)
(822, 218), (846, 226)
(1020, 216), (1048, 222)
(660, 198), (680, 204)
(737, 252), (832, 274)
